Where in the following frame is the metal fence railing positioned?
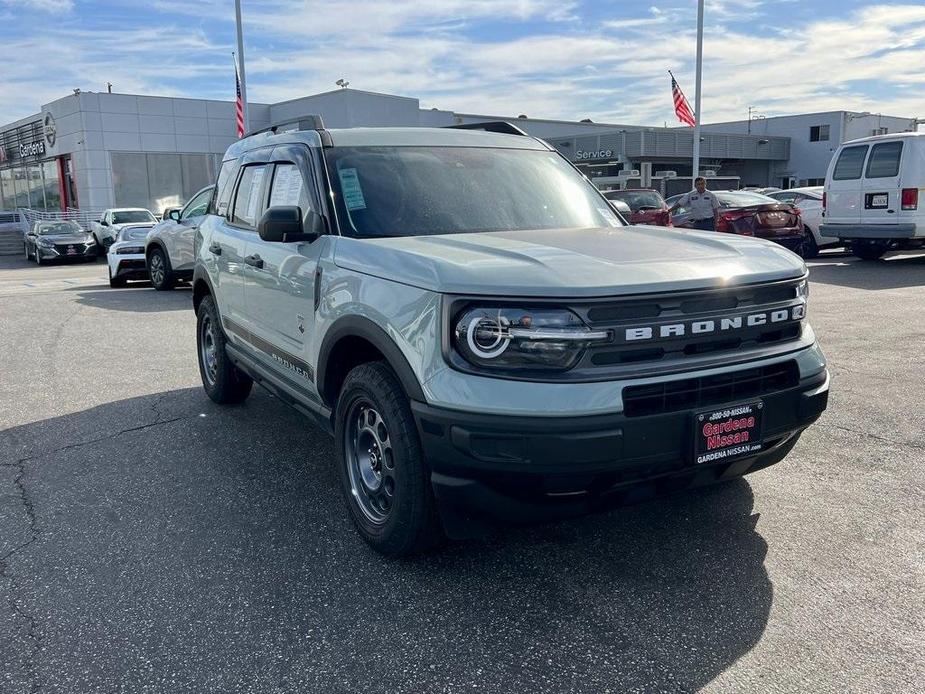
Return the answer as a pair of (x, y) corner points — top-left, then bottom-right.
(6, 208), (107, 234)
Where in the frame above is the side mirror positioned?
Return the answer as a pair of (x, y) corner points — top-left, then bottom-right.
(257, 206), (322, 243)
(100, 219), (109, 226)
(168, 209), (181, 222)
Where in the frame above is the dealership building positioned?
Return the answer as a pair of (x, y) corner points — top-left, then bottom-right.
(0, 87), (918, 213)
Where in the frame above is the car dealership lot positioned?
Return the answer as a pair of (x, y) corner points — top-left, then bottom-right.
(0, 252), (923, 693)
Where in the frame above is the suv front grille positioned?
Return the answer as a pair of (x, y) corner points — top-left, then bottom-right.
(623, 360), (799, 417)
(570, 278), (806, 374)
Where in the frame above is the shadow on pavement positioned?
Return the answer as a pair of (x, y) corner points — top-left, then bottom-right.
(808, 252), (925, 290)
(70, 285), (191, 312)
(1, 387), (772, 692)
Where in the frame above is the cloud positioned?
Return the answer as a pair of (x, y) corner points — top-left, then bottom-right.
(0, 1), (922, 129)
(1, 0), (72, 11)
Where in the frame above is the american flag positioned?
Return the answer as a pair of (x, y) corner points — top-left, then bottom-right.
(234, 58), (245, 138)
(670, 72), (696, 128)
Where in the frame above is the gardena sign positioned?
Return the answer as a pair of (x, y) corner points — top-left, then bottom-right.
(19, 141), (46, 158)
(575, 149), (614, 160)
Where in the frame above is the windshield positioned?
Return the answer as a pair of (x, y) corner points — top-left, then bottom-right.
(604, 190), (665, 211)
(37, 222), (82, 235)
(325, 146), (622, 238)
(715, 191), (779, 208)
(112, 210), (154, 224)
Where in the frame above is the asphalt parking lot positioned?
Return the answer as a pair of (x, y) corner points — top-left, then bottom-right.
(1, 250), (923, 694)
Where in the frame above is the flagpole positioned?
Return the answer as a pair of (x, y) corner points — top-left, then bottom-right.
(692, 0), (704, 180)
(234, 0), (249, 132)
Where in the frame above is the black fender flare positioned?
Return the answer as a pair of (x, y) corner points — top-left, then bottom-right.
(317, 315), (425, 404)
(191, 263), (216, 315)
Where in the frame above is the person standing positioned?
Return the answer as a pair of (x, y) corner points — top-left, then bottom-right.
(669, 176), (721, 231)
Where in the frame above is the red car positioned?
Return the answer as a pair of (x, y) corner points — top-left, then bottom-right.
(671, 190), (804, 254)
(603, 189), (672, 226)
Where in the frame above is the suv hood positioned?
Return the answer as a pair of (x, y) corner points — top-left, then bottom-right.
(332, 226), (806, 297)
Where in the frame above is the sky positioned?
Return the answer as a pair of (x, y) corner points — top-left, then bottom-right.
(0, 0), (923, 127)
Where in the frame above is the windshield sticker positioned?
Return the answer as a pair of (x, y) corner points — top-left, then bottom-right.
(338, 168), (367, 211)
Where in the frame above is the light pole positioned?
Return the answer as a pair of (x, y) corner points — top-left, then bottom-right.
(235, 0), (249, 132)
(692, 0), (704, 179)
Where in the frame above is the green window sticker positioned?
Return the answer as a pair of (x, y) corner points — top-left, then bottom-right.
(338, 167), (367, 211)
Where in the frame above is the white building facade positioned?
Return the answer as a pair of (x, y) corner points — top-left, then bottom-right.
(700, 111), (918, 188)
(2, 90), (917, 214)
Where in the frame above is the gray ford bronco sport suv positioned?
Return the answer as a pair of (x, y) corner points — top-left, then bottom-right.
(192, 118), (829, 556)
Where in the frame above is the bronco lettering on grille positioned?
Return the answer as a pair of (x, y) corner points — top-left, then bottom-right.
(624, 305), (805, 342)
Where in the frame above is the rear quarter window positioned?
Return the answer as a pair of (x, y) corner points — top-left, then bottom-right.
(865, 141), (903, 179)
(832, 145), (869, 180)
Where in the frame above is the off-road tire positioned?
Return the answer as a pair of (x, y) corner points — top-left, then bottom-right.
(196, 295), (253, 404)
(334, 361), (441, 556)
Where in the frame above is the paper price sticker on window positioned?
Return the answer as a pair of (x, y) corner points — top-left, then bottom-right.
(338, 167), (367, 211)
(270, 164), (305, 208)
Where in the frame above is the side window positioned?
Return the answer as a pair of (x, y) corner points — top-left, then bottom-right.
(231, 165), (268, 229)
(268, 163), (312, 212)
(865, 141), (903, 179)
(212, 159), (236, 216)
(832, 145), (869, 181)
(182, 188), (213, 220)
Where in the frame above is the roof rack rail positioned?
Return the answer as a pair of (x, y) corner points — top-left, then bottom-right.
(245, 114), (325, 138)
(447, 121), (529, 137)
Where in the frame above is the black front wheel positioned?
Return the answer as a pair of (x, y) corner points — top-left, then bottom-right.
(334, 362), (440, 556)
(24, 243), (31, 261)
(196, 295), (253, 404)
(148, 247), (175, 291)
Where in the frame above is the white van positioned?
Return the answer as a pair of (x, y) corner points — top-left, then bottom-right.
(821, 131), (925, 260)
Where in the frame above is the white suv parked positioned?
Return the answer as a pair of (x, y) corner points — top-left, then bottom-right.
(145, 185), (214, 290)
(821, 131), (925, 260)
(91, 208), (157, 254)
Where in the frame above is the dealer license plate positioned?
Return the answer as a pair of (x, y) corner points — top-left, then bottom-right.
(694, 401), (763, 465)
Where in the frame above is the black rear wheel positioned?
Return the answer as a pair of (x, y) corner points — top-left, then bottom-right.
(851, 239), (889, 261)
(196, 295), (253, 404)
(334, 362), (440, 556)
(801, 228), (820, 259)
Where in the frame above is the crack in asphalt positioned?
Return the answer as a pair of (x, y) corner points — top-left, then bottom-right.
(0, 404), (194, 694)
(0, 457), (41, 694)
(827, 423), (925, 452)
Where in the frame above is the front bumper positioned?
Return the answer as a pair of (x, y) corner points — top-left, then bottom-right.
(820, 223), (919, 239)
(108, 254), (149, 280)
(414, 367), (829, 537)
(35, 244), (97, 260)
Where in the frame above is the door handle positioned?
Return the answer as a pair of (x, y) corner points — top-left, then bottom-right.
(245, 254), (264, 269)
(208, 242), (222, 256)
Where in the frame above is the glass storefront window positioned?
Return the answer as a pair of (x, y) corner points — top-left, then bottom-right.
(112, 152), (216, 212)
(43, 160), (61, 211)
(0, 169), (11, 210)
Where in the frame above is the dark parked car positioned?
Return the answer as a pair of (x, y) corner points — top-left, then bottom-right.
(603, 189), (672, 226)
(24, 220), (98, 264)
(672, 190), (804, 253)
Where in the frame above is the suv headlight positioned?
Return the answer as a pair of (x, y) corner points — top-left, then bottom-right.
(38, 239), (54, 247)
(453, 306), (609, 371)
(795, 278), (809, 317)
